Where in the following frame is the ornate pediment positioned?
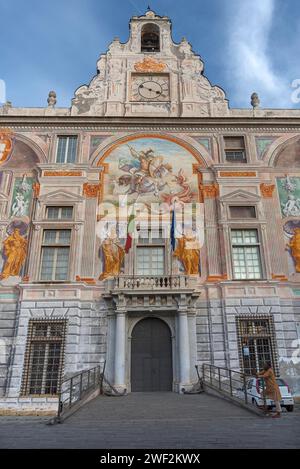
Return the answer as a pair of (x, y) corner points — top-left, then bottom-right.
(39, 190), (84, 203)
(220, 189), (261, 203)
(70, 10), (229, 117)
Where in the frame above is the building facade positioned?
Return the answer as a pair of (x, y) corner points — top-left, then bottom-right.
(0, 10), (300, 414)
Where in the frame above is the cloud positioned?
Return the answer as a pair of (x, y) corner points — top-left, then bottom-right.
(227, 0), (293, 108)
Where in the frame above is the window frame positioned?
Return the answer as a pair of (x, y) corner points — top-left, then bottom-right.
(39, 228), (72, 282)
(45, 205), (74, 221)
(55, 135), (78, 164)
(230, 228), (264, 280)
(135, 227), (166, 276)
(222, 135), (248, 164)
(228, 205), (257, 220)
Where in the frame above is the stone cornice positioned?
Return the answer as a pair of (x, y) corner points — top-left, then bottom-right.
(1, 115), (300, 132)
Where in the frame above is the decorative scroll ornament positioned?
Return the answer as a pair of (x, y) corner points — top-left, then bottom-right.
(0, 128), (13, 165)
(260, 183), (275, 198)
(200, 183), (219, 199)
(83, 183), (101, 198)
(134, 57), (166, 73)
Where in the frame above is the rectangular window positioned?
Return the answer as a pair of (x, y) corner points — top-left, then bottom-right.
(56, 136), (78, 163)
(136, 246), (165, 275)
(236, 317), (277, 376)
(231, 229), (262, 279)
(46, 206), (74, 220)
(224, 136), (246, 163)
(229, 206), (256, 219)
(40, 229), (71, 281)
(138, 227), (164, 244)
(21, 320), (67, 396)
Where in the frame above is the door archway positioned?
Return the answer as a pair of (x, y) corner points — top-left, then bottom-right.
(131, 318), (173, 392)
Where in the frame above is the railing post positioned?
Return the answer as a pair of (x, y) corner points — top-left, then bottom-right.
(210, 365), (212, 386)
(87, 369), (90, 390)
(79, 373), (83, 399)
(229, 369), (233, 396)
(69, 377), (73, 407)
(261, 377), (267, 411)
(243, 374), (248, 404)
(218, 367), (221, 390)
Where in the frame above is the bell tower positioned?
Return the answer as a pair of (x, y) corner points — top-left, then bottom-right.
(71, 9), (228, 117)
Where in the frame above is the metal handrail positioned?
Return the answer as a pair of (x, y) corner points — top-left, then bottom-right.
(200, 363), (267, 411)
(57, 363), (105, 421)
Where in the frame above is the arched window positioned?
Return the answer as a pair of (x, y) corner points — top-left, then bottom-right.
(141, 23), (160, 52)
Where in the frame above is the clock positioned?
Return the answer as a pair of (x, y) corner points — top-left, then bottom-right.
(131, 74), (170, 102)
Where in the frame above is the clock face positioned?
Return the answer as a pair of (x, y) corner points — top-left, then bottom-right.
(131, 74), (170, 102)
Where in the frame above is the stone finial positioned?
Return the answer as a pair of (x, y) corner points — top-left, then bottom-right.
(47, 90), (57, 107)
(251, 92), (260, 109)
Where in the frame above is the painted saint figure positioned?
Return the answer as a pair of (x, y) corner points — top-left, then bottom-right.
(0, 229), (28, 279)
(99, 228), (125, 280)
(173, 231), (200, 275)
(288, 228), (300, 272)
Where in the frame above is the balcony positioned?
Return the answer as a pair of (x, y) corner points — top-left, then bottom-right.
(103, 275), (199, 313)
(114, 275), (188, 291)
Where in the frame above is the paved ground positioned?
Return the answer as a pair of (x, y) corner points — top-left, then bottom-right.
(0, 392), (299, 448)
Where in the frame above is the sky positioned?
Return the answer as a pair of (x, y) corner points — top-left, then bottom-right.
(0, 0), (299, 109)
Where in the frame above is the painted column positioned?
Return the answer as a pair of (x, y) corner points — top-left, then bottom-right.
(114, 310), (127, 390)
(201, 184), (223, 279)
(260, 183), (289, 279)
(178, 309), (191, 390)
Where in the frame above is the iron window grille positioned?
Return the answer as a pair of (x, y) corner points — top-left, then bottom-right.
(21, 319), (67, 396)
(236, 315), (279, 376)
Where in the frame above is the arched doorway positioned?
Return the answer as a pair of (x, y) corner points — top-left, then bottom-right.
(131, 318), (173, 392)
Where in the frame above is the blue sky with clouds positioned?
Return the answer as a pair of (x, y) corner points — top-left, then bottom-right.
(0, 0), (299, 109)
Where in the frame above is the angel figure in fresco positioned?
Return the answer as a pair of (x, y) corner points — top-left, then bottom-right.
(282, 194), (300, 217)
(173, 230), (200, 275)
(99, 227), (125, 280)
(117, 145), (173, 197)
(287, 228), (300, 273)
(11, 193), (28, 217)
(0, 228), (28, 279)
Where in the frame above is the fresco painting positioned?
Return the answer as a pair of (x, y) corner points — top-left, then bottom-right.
(10, 175), (34, 218)
(276, 176), (300, 217)
(98, 137), (204, 277)
(102, 137), (199, 207)
(283, 220), (300, 274)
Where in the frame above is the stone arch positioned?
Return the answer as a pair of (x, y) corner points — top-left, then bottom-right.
(129, 314), (174, 339)
(141, 23), (160, 52)
(92, 132), (210, 168)
(1, 132), (47, 170)
(266, 134), (300, 168)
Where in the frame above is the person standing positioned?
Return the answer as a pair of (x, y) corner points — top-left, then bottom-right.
(258, 362), (282, 418)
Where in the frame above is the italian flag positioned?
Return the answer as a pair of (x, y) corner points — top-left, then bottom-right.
(125, 213), (135, 253)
